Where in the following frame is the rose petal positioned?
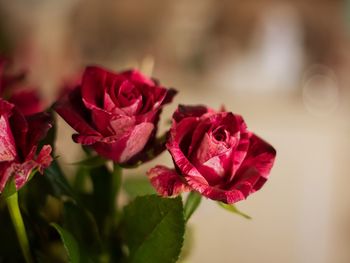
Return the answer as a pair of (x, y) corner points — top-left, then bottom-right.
(183, 175), (245, 204)
(55, 88), (100, 136)
(81, 66), (107, 109)
(92, 122), (154, 163)
(35, 145), (53, 172)
(25, 112), (52, 155)
(121, 70), (155, 86)
(0, 114), (16, 162)
(147, 165), (190, 196)
(119, 122), (154, 163)
(9, 89), (43, 116)
(235, 134), (276, 180)
(173, 104), (212, 123)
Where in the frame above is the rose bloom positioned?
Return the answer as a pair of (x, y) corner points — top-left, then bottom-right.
(0, 58), (44, 116)
(0, 99), (52, 192)
(148, 105), (276, 204)
(55, 66), (176, 163)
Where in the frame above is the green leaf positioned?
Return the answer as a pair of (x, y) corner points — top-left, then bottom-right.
(123, 176), (156, 199)
(71, 155), (107, 168)
(218, 202), (252, 220)
(183, 191), (202, 222)
(1, 177), (16, 199)
(62, 202), (102, 256)
(45, 160), (76, 199)
(51, 223), (80, 263)
(122, 195), (185, 263)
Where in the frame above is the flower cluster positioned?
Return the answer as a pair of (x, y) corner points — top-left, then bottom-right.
(0, 61), (276, 263)
(54, 66), (276, 204)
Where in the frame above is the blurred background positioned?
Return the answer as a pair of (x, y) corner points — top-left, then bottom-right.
(0, 0), (350, 262)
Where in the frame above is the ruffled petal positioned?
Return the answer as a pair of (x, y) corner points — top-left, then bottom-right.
(147, 165), (190, 196)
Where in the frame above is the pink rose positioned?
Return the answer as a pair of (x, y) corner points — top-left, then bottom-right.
(0, 99), (52, 192)
(148, 105), (276, 204)
(55, 66), (176, 163)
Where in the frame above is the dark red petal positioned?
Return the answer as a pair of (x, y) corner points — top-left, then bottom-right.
(173, 104), (212, 123)
(147, 165), (190, 196)
(236, 134), (276, 179)
(54, 88), (100, 136)
(229, 134), (276, 196)
(72, 134), (101, 145)
(81, 66), (107, 109)
(9, 89), (44, 116)
(120, 69), (155, 86)
(0, 98), (14, 115)
(25, 112), (52, 155)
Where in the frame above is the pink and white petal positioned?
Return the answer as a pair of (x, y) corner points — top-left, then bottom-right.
(147, 166), (190, 196)
(92, 122), (154, 162)
(185, 177), (245, 204)
(167, 144), (208, 186)
(0, 114), (16, 162)
(35, 145), (53, 172)
(109, 116), (135, 138)
(229, 131), (251, 181)
(119, 122), (154, 163)
(195, 148), (233, 185)
(0, 162), (11, 192)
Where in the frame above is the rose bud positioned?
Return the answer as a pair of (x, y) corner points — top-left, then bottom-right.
(147, 105), (276, 204)
(0, 99), (53, 193)
(54, 66), (177, 164)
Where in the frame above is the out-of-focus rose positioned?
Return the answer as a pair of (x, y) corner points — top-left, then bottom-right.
(0, 99), (52, 193)
(0, 58), (44, 116)
(148, 105), (276, 204)
(55, 66), (177, 163)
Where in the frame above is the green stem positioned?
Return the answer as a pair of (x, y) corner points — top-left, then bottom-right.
(112, 163), (122, 213)
(6, 193), (33, 263)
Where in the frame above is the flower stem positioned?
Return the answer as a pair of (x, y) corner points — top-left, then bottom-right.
(6, 193), (33, 263)
(112, 163), (122, 212)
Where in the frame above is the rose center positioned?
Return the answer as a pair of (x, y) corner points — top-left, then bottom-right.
(213, 127), (227, 142)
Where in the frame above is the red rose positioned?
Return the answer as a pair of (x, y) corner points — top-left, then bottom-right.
(55, 66), (176, 163)
(148, 105), (276, 204)
(0, 99), (52, 192)
(0, 58), (44, 116)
